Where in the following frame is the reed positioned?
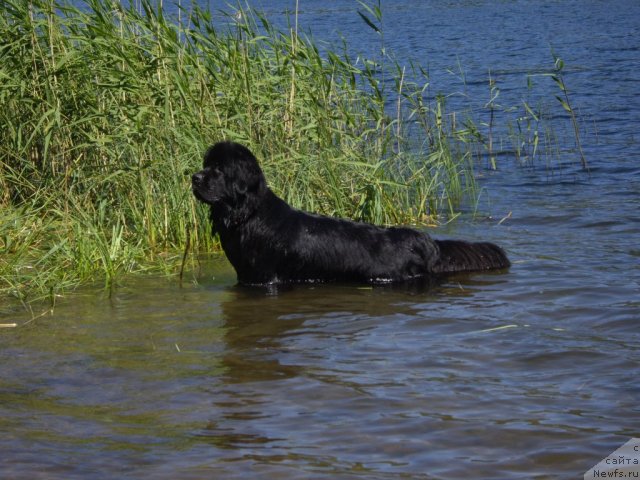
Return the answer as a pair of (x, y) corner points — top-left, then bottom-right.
(0, 0), (572, 303)
(550, 54), (588, 170)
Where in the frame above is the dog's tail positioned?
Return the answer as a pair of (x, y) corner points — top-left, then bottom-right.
(432, 239), (510, 274)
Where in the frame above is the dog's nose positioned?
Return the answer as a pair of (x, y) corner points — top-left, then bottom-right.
(192, 171), (204, 187)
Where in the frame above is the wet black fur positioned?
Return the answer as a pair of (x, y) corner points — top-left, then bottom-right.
(192, 141), (510, 285)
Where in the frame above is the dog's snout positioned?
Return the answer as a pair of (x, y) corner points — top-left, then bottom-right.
(192, 171), (204, 187)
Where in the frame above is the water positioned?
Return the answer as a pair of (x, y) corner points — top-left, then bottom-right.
(2, 1), (640, 478)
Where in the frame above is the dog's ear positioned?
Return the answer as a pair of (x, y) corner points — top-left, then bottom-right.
(232, 156), (263, 198)
(233, 178), (248, 197)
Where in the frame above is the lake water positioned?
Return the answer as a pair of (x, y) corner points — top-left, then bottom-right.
(1, 1), (639, 479)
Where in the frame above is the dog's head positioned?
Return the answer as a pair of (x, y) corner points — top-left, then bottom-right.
(192, 142), (267, 226)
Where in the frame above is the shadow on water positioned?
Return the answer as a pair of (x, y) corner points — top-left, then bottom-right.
(196, 280), (447, 455)
(216, 276), (449, 384)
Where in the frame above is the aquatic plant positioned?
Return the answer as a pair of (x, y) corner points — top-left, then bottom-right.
(550, 54), (588, 170)
(0, 0), (480, 302)
(0, 0), (584, 304)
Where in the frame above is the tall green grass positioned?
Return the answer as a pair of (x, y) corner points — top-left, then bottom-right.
(0, 0), (480, 303)
(0, 0), (579, 304)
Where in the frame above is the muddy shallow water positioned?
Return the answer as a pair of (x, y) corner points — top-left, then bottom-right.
(2, 1), (640, 478)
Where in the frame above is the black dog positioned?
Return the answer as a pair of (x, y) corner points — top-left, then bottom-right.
(192, 141), (510, 285)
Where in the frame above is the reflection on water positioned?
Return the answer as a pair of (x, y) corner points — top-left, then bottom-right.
(2, 0), (640, 478)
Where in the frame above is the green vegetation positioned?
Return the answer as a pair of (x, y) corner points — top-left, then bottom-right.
(0, 0), (581, 304)
(550, 54), (588, 170)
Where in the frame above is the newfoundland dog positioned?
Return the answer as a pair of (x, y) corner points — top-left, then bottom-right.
(192, 141), (510, 286)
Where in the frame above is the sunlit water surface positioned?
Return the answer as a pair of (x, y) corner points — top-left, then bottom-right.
(2, 1), (639, 478)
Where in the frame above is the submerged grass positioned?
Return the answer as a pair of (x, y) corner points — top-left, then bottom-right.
(0, 0), (581, 304)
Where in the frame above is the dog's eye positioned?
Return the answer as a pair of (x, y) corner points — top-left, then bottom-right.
(205, 167), (221, 177)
